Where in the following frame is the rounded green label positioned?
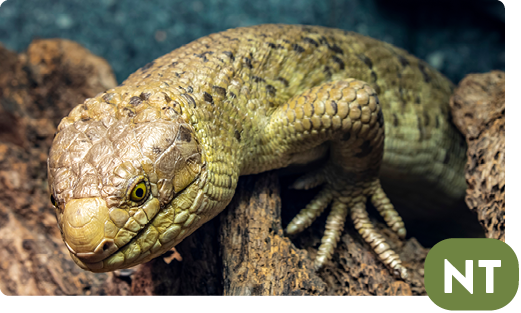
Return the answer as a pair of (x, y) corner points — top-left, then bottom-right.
(425, 238), (519, 310)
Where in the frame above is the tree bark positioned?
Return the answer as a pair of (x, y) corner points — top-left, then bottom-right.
(450, 71), (505, 241)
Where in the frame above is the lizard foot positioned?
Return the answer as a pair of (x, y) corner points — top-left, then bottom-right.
(286, 177), (408, 280)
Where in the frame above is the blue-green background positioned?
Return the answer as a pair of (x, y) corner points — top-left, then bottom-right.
(0, 0), (505, 84)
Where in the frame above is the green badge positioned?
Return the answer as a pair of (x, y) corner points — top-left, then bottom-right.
(425, 238), (519, 310)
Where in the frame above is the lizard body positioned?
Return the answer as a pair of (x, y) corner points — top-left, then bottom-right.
(47, 25), (466, 278)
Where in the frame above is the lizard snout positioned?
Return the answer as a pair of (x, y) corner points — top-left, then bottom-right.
(62, 197), (118, 263)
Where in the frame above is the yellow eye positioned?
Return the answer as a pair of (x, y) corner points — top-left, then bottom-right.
(130, 182), (147, 202)
(50, 194), (57, 207)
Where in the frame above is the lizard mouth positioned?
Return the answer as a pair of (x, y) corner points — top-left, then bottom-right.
(65, 197), (162, 272)
(72, 220), (152, 271)
(66, 169), (205, 272)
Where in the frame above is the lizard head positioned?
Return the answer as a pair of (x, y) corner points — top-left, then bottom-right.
(47, 89), (206, 272)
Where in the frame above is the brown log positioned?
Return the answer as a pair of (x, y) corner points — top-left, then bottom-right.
(450, 71), (505, 241)
(0, 39), (116, 295)
(220, 172), (327, 295)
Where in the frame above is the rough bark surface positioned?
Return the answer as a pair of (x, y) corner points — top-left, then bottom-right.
(450, 71), (505, 241)
(220, 173), (327, 295)
(221, 172), (427, 295)
(1, 39), (494, 295)
(0, 39), (116, 295)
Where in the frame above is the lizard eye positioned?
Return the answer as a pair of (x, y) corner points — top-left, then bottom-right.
(130, 181), (147, 202)
(50, 194), (58, 208)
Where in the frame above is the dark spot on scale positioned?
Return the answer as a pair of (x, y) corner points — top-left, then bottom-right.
(302, 37), (319, 47)
(443, 152), (451, 164)
(203, 92), (214, 104)
(81, 117), (91, 122)
(163, 106), (180, 115)
(140, 61), (155, 71)
(277, 77), (289, 87)
(182, 93), (196, 108)
(177, 126), (192, 142)
(341, 132), (351, 141)
(330, 100), (338, 115)
(123, 107), (135, 117)
(328, 44), (344, 55)
(194, 51), (214, 62)
(423, 111), (430, 125)
(318, 36), (329, 45)
(170, 61), (179, 67)
(223, 51), (235, 61)
(292, 44), (305, 53)
(416, 96), (421, 104)
(129, 96), (142, 106)
(234, 130), (241, 142)
(371, 71), (377, 83)
(243, 57), (253, 69)
(153, 146), (162, 155)
(392, 114), (399, 127)
(266, 85), (276, 97)
(282, 39), (291, 44)
(418, 62), (432, 83)
(377, 110), (384, 127)
(229, 92), (236, 99)
(102, 93), (115, 102)
(397, 55), (409, 67)
(145, 74), (151, 78)
(194, 54), (208, 62)
(252, 76), (265, 83)
(324, 66), (332, 79)
(139, 92), (151, 100)
(226, 36), (240, 42)
(164, 93), (172, 103)
(417, 116), (425, 141)
(332, 56), (345, 70)
(187, 86), (193, 93)
(435, 115), (440, 128)
(213, 86), (226, 97)
(355, 140), (373, 158)
(358, 54), (373, 69)
(267, 42), (283, 49)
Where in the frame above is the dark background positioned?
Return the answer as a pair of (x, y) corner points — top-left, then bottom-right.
(0, 0), (505, 84)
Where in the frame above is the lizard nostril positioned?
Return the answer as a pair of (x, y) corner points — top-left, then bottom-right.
(102, 242), (111, 251)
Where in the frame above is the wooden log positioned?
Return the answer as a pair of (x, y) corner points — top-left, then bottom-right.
(450, 71), (505, 241)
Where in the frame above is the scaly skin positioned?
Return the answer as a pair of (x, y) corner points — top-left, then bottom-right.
(47, 25), (467, 279)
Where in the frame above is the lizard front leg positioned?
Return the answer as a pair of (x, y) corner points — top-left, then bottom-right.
(264, 79), (408, 279)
